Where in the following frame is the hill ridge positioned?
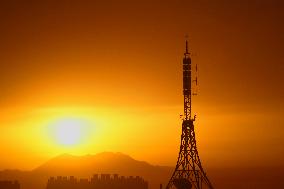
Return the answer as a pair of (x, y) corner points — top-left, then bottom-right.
(0, 152), (172, 189)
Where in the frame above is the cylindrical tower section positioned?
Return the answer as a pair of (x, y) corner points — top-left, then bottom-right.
(183, 40), (192, 120)
(183, 56), (191, 96)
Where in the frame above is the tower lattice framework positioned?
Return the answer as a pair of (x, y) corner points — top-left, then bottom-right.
(166, 41), (214, 189)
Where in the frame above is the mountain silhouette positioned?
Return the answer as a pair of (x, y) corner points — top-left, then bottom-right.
(0, 152), (172, 189)
(1, 152), (284, 189)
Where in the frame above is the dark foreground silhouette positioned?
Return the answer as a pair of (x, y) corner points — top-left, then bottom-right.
(0, 180), (20, 189)
(46, 174), (147, 189)
(0, 152), (284, 189)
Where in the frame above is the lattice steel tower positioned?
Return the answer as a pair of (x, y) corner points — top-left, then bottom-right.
(166, 41), (214, 189)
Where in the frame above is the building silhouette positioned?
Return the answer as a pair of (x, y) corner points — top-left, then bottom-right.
(0, 180), (20, 189)
(46, 174), (148, 189)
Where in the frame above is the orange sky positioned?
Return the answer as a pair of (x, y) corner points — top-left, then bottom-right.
(0, 0), (283, 170)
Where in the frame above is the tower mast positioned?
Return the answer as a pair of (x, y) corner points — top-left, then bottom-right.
(183, 40), (192, 120)
(166, 40), (214, 189)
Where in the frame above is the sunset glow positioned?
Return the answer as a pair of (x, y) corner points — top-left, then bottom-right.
(50, 118), (86, 146)
(0, 1), (283, 189)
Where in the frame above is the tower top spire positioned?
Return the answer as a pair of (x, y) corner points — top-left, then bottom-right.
(184, 39), (190, 56)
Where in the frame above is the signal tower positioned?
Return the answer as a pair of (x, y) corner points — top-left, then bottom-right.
(166, 40), (214, 189)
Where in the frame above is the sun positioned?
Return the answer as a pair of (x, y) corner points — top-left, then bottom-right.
(44, 115), (97, 153)
(53, 118), (84, 146)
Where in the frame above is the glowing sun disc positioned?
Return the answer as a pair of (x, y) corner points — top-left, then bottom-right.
(53, 119), (84, 146)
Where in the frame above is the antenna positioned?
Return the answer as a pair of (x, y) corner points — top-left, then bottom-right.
(166, 39), (214, 189)
(184, 34), (189, 56)
(193, 63), (198, 95)
(182, 38), (192, 120)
